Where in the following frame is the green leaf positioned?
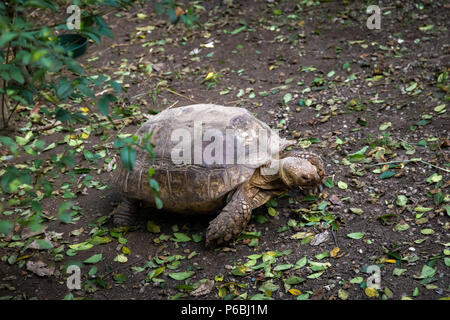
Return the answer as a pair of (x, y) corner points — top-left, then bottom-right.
(120, 146), (136, 171)
(114, 254), (128, 263)
(0, 136), (18, 155)
(380, 171), (395, 179)
(324, 177), (334, 188)
(149, 179), (159, 192)
(416, 265), (436, 279)
(350, 276), (364, 284)
(55, 108), (72, 122)
(444, 257), (450, 267)
(337, 181), (347, 190)
(24, 0), (57, 10)
(267, 207), (277, 216)
(168, 271), (194, 281)
(349, 208), (363, 216)
(284, 275), (304, 285)
(69, 242), (94, 251)
(34, 239), (53, 250)
(0, 220), (13, 235)
(10, 66), (24, 84)
(113, 273), (126, 283)
(232, 265), (247, 276)
(56, 79), (73, 99)
(172, 232), (191, 242)
(97, 96), (109, 116)
(97, 94), (117, 116)
(393, 268), (407, 276)
(84, 254), (102, 264)
(58, 202), (73, 224)
(420, 228), (434, 235)
(146, 266), (165, 281)
(294, 257), (307, 269)
(296, 293), (310, 300)
(146, 221), (160, 233)
(0, 32), (17, 47)
(419, 24), (434, 32)
(283, 93), (292, 104)
(396, 195), (407, 206)
(315, 251), (329, 260)
(90, 236), (112, 245)
(309, 261), (330, 271)
(338, 289), (349, 300)
(230, 25), (247, 35)
(77, 84), (94, 98)
(307, 271), (324, 279)
(394, 222), (410, 232)
(347, 232), (365, 239)
(347, 146), (367, 162)
(154, 196), (163, 210)
(434, 192), (444, 206)
(273, 264), (294, 271)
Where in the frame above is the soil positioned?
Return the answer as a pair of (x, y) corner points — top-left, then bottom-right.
(0, 0), (449, 300)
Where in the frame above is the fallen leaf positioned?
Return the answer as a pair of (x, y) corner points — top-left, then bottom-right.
(169, 271), (194, 280)
(347, 232), (365, 239)
(191, 280), (215, 297)
(364, 287), (378, 298)
(338, 289), (349, 300)
(26, 261), (54, 277)
(289, 288), (302, 296)
(330, 247), (340, 257)
(84, 253), (102, 264)
(310, 231), (329, 246)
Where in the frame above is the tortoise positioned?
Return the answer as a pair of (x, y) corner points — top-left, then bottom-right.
(113, 104), (325, 246)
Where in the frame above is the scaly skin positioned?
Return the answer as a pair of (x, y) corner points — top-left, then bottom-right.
(205, 186), (253, 246)
(205, 182), (278, 246)
(113, 198), (139, 226)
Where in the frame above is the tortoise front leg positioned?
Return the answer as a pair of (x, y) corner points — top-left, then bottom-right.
(205, 187), (253, 247)
(205, 184), (278, 247)
(113, 198), (139, 226)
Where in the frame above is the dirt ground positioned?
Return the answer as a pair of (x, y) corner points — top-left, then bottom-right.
(0, 0), (449, 300)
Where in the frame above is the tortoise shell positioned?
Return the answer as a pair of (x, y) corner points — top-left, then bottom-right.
(115, 104), (293, 213)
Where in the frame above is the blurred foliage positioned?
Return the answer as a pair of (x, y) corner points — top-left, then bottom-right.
(0, 0), (197, 235)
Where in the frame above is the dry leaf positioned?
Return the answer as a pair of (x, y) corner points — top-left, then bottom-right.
(26, 261), (54, 277)
(191, 279), (215, 297)
(330, 247), (340, 257)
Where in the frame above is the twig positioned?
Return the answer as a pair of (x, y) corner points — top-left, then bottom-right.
(331, 229), (339, 248)
(162, 100), (178, 111)
(368, 158), (450, 173)
(73, 115), (140, 133)
(163, 88), (198, 104)
(224, 99), (248, 105)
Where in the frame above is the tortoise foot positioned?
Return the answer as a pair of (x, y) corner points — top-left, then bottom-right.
(113, 198), (139, 226)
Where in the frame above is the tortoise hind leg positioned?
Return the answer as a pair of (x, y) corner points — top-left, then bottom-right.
(113, 198), (139, 226)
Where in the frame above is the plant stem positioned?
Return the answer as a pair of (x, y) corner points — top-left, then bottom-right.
(5, 101), (20, 126)
(369, 158), (450, 173)
(1, 43), (12, 129)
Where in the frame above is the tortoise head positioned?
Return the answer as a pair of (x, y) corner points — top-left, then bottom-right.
(278, 151), (325, 190)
